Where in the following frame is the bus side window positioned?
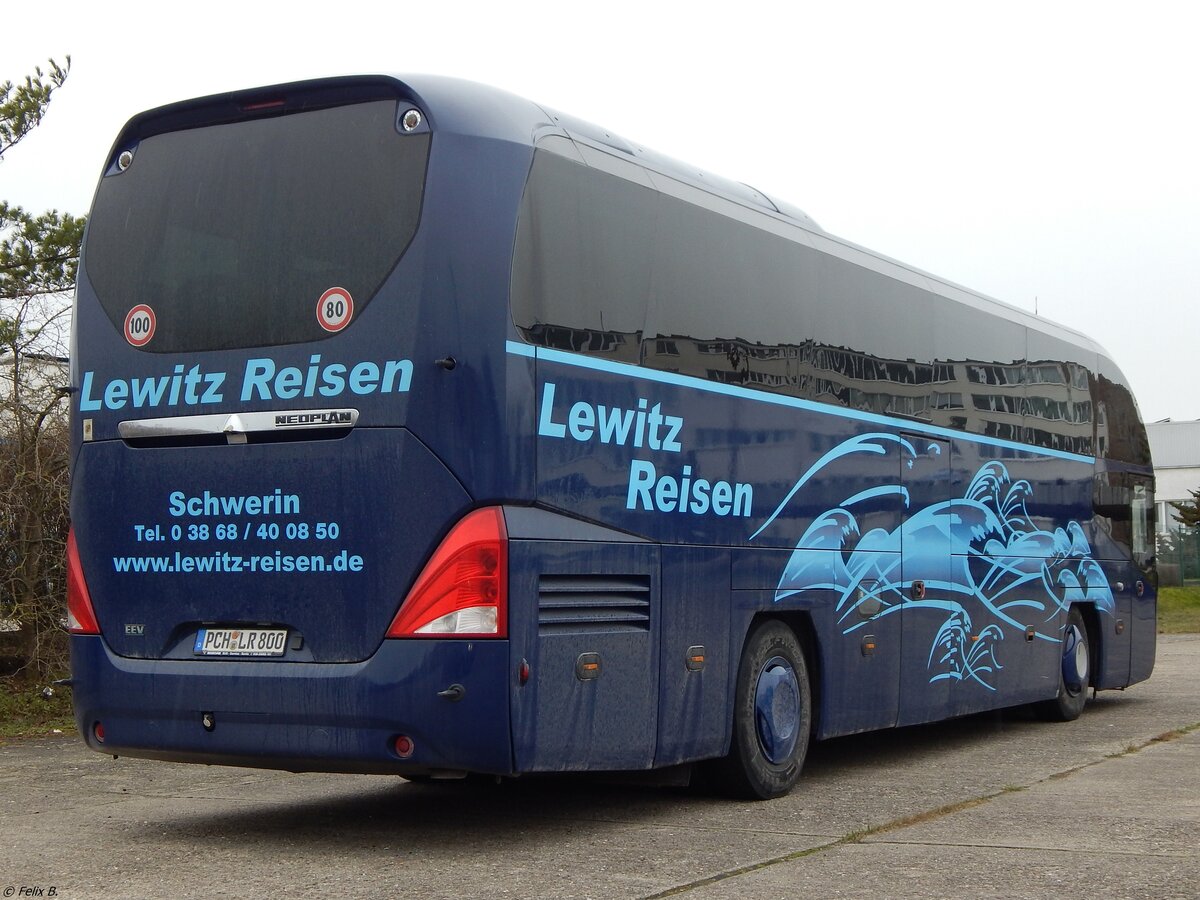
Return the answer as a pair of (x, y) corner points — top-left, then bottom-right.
(1132, 482), (1153, 566)
(1094, 472), (1155, 568)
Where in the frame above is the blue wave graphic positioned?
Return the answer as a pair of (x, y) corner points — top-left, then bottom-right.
(767, 434), (1113, 690)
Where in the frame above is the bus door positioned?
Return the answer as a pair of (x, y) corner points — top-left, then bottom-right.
(897, 435), (954, 727)
(1093, 468), (1154, 689)
(1128, 478), (1156, 685)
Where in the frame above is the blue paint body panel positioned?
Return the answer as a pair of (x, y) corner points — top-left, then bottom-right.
(508, 539), (660, 771)
(72, 429), (471, 663)
(522, 347), (1151, 741)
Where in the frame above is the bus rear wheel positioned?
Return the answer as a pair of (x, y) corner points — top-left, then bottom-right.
(1034, 606), (1091, 722)
(717, 619), (812, 799)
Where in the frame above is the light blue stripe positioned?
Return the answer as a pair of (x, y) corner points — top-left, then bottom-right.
(508, 343), (1096, 466)
(505, 340), (536, 358)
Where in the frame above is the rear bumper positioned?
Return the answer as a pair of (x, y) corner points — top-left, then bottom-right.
(70, 635), (513, 775)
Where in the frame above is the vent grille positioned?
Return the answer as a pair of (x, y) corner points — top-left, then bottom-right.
(538, 574), (651, 633)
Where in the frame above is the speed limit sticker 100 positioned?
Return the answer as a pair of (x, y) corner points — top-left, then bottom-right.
(317, 287), (354, 333)
(124, 304), (157, 347)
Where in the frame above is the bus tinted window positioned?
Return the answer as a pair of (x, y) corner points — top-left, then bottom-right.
(85, 100), (428, 353)
(513, 148), (1164, 461)
(511, 151), (654, 364)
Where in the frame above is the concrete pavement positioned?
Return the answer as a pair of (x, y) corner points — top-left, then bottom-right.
(1, 635), (1196, 899)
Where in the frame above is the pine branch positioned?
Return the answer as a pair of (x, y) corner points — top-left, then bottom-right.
(0, 57), (70, 159)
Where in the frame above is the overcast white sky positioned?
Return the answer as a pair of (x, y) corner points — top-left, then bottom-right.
(5, 0), (1198, 422)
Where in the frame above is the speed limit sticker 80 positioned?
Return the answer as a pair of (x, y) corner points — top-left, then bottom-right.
(124, 304), (156, 347)
(317, 287), (354, 333)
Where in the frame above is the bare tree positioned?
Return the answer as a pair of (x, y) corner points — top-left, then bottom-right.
(0, 58), (81, 676)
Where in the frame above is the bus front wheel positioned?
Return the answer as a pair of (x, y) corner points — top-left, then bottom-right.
(1034, 606), (1091, 722)
(718, 619), (812, 800)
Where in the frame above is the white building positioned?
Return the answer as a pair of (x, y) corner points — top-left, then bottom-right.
(1147, 419), (1200, 533)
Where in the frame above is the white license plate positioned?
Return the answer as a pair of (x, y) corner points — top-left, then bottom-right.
(194, 627), (287, 657)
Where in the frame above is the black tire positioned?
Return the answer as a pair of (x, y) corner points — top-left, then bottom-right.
(1034, 606), (1091, 722)
(716, 619), (812, 800)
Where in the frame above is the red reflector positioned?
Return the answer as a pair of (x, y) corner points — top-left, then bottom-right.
(394, 735), (414, 758)
(66, 527), (101, 635)
(93, 722), (105, 743)
(387, 508), (507, 638)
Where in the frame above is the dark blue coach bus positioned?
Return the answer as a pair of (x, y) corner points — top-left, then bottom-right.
(67, 75), (1156, 798)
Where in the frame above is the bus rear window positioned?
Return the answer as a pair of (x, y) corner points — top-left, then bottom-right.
(85, 99), (428, 353)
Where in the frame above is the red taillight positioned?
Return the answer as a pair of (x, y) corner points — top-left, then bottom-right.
(66, 527), (101, 635)
(386, 507), (507, 638)
(242, 98), (286, 112)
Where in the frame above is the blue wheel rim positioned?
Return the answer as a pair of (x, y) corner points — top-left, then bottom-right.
(754, 655), (800, 764)
(1061, 623), (1088, 694)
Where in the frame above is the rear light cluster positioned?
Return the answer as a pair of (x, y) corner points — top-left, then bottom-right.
(386, 507), (507, 638)
(66, 527), (101, 635)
